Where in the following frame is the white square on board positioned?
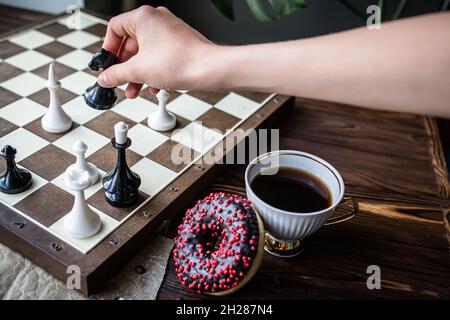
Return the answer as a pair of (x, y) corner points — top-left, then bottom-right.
(0, 72), (47, 97)
(58, 15), (98, 30)
(127, 123), (168, 156)
(0, 128), (49, 162)
(62, 96), (104, 125)
(214, 93), (260, 119)
(0, 169), (47, 206)
(57, 30), (101, 49)
(4, 50), (53, 72)
(171, 122), (223, 153)
(112, 97), (158, 122)
(49, 206), (119, 254)
(9, 30), (54, 50)
(131, 158), (177, 197)
(53, 126), (109, 157)
(167, 93), (212, 121)
(56, 49), (92, 70)
(0, 98), (47, 126)
(60, 71), (96, 95)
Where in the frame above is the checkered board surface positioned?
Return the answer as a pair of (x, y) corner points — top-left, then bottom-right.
(0, 12), (275, 254)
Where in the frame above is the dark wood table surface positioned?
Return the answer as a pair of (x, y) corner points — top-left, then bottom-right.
(2, 5), (449, 300)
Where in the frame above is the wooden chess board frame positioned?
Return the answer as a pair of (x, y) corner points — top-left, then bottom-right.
(0, 11), (294, 296)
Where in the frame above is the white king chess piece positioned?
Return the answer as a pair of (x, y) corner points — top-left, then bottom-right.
(148, 89), (176, 131)
(64, 169), (101, 239)
(41, 63), (72, 133)
(66, 140), (99, 185)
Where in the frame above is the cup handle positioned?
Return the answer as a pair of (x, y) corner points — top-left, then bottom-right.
(324, 197), (358, 226)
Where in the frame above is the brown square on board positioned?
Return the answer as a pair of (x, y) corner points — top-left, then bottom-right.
(31, 62), (76, 80)
(38, 23), (72, 37)
(147, 140), (199, 173)
(34, 41), (74, 58)
(83, 41), (103, 54)
(20, 144), (75, 180)
(85, 112), (136, 138)
(0, 118), (18, 138)
(116, 89), (126, 103)
(87, 189), (149, 221)
(0, 63), (23, 83)
(234, 91), (271, 103)
(27, 87), (77, 107)
(83, 24), (107, 37)
(83, 67), (100, 77)
(0, 87), (21, 108)
(86, 144), (142, 172)
(140, 89), (180, 104)
(0, 41), (26, 59)
(24, 117), (79, 143)
(14, 183), (73, 227)
(198, 108), (240, 134)
(188, 91), (229, 105)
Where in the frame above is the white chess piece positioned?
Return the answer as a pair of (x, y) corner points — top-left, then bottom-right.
(41, 63), (72, 133)
(66, 141), (99, 185)
(64, 169), (101, 239)
(114, 121), (128, 144)
(148, 89), (176, 131)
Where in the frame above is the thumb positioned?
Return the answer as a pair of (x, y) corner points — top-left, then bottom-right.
(97, 59), (139, 88)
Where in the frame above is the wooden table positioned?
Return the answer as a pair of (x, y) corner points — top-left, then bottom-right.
(1, 5), (449, 300)
(157, 98), (450, 300)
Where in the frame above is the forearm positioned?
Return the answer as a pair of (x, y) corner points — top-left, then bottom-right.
(197, 12), (450, 118)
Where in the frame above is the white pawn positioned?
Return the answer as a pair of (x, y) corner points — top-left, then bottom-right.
(148, 89), (176, 131)
(41, 63), (72, 133)
(66, 141), (99, 185)
(64, 169), (101, 239)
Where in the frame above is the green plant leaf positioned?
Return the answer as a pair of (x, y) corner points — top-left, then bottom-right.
(245, 0), (274, 22)
(268, 0), (306, 18)
(210, 0), (235, 21)
(393, 0), (408, 20)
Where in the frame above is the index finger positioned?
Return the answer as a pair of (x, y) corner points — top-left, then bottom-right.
(103, 10), (136, 55)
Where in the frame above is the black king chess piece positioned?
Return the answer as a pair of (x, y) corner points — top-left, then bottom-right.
(103, 122), (141, 207)
(0, 145), (32, 194)
(83, 48), (120, 110)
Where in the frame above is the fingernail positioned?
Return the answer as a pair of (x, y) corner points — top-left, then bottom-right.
(97, 73), (110, 87)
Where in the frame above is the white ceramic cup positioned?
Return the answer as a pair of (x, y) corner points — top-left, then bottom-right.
(245, 150), (357, 257)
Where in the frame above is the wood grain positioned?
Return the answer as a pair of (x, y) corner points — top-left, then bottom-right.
(157, 98), (450, 300)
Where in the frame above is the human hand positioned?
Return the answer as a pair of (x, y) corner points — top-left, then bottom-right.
(98, 5), (215, 98)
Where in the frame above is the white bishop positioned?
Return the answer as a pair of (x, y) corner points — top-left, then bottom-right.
(41, 63), (72, 133)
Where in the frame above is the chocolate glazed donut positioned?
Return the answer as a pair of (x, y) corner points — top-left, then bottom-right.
(173, 192), (265, 295)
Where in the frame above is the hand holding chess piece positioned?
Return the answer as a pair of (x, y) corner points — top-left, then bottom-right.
(64, 168), (101, 239)
(84, 49), (120, 110)
(148, 90), (176, 132)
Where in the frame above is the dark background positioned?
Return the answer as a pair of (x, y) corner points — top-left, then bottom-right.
(84, 0), (450, 168)
(87, 0), (446, 43)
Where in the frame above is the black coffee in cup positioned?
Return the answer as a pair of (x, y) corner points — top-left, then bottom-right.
(250, 167), (331, 213)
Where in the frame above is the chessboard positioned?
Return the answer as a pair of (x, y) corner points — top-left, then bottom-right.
(0, 11), (293, 295)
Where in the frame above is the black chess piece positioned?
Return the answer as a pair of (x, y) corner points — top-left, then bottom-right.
(83, 49), (120, 110)
(102, 137), (141, 207)
(0, 145), (32, 194)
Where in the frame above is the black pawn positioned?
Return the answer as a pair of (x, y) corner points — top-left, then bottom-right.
(102, 137), (141, 207)
(0, 145), (32, 194)
(83, 49), (120, 110)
